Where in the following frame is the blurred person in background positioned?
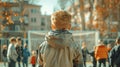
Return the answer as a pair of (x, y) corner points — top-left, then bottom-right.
(109, 37), (120, 67)
(107, 43), (112, 52)
(89, 46), (97, 67)
(30, 50), (37, 67)
(2, 44), (8, 67)
(22, 43), (30, 67)
(81, 42), (89, 67)
(95, 40), (108, 67)
(15, 37), (23, 67)
(7, 37), (18, 67)
(107, 43), (112, 67)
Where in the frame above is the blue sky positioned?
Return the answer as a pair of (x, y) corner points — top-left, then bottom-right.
(37, 0), (58, 15)
(36, 0), (72, 15)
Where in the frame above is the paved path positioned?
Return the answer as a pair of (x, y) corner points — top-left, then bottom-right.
(0, 62), (91, 67)
(0, 62), (109, 67)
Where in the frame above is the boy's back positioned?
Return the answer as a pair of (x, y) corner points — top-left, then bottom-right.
(39, 30), (83, 67)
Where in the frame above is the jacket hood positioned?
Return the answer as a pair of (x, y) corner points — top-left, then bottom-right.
(45, 30), (72, 49)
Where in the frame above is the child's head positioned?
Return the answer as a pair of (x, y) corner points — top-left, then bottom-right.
(16, 37), (22, 44)
(82, 42), (87, 48)
(31, 50), (36, 56)
(98, 39), (103, 45)
(24, 43), (27, 48)
(2, 45), (7, 49)
(107, 44), (111, 48)
(9, 37), (16, 44)
(51, 10), (72, 30)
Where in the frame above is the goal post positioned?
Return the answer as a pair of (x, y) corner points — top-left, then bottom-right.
(28, 31), (99, 52)
(28, 31), (48, 52)
(72, 31), (99, 49)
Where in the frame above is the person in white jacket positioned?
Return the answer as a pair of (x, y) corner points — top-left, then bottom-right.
(38, 10), (83, 67)
(7, 37), (18, 67)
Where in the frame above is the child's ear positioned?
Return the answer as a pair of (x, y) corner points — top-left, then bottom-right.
(67, 23), (71, 30)
(51, 24), (56, 30)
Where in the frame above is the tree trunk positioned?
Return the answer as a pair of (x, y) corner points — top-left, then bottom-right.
(79, 0), (85, 30)
(118, 2), (120, 32)
(88, 0), (94, 30)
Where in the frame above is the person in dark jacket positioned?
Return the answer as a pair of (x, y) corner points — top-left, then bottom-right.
(22, 43), (30, 67)
(107, 43), (112, 67)
(89, 46), (97, 67)
(15, 37), (23, 67)
(109, 37), (120, 67)
(81, 42), (89, 67)
(2, 45), (7, 67)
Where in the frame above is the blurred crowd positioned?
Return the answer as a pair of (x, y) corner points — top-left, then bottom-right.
(2, 36), (120, 67)
(81, 38), (120, 67)
(2, 37), (39, 67)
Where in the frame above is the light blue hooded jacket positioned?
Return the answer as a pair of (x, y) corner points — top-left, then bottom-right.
(39, 30), (83, 67)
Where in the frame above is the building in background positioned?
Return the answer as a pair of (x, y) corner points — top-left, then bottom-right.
(0, 1), (51, 61)
(0, 1), (51, 39)
(40, 15), (51, 31)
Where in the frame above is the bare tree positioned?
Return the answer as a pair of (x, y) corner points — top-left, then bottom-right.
(78, 0), (86, 30)
(118, 3), (120, 31)
(87, 0), (94, 30)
